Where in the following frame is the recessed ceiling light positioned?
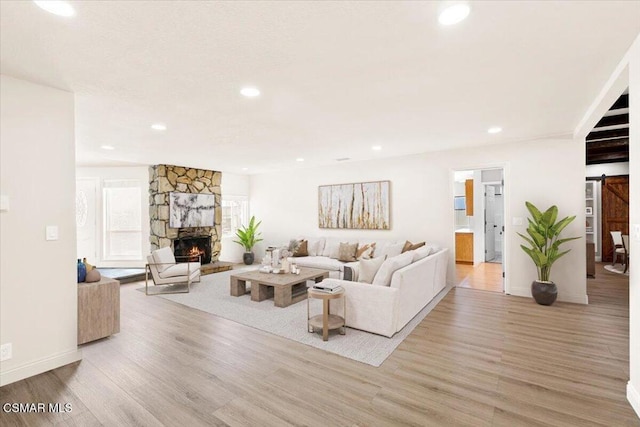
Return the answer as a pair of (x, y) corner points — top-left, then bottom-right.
(242, 167), (248, 171)
(101, 145), (115, 150)
(33, 1), (76, 17)
(240, 87), (260, 97)
(438, 4), (470, 26)
(372, 146), (382, 151)
(151, 123), (167, 131)
(488, 126), (502, 134)
(296, 158), (305, 162)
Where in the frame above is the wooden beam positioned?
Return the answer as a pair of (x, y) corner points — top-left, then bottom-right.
(586, 127), (629, 141)
(594, 113), (629, 128)
(610, 94), (629, 110)
(586, 138), (629, 150)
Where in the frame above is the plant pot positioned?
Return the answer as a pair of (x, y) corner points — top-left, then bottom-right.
(243, 252), (255, 265)
(531, 280), (557, 306)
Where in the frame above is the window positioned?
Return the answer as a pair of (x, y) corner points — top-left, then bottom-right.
(103, 180), (142, 260)
(222, 196), (249, 236)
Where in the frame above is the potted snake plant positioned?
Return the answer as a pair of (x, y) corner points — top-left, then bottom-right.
(517, 202), (579, 305)
(234, 216), (263, 265)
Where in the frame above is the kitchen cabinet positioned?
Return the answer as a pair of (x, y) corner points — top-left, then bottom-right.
(465, 179), (474, 216)
(455, 231), (474, 264)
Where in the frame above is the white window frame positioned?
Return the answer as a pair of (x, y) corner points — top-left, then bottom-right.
(102, 179), (143, 261)
(222, 195), (249, 237)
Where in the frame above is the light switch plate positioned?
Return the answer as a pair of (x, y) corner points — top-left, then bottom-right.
(46, 225), (59, 241)
(633, 224), (640, 241)
(512, 217), (523, 226)
(0, 194), (8, 212)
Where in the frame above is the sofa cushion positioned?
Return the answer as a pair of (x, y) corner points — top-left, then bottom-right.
(372, 251), (414, 287)
(402, 240), (426, 253)
(324, 240), (343, 259)
(338, 242), (358, 262)
(412, 245), (433, 262)
(292, 256), (344, 272)
(158, 262), (200, 279)
(307, 238), (325, 256)
(293, 240), (309, 257)
(377, 241), (405, 259)
(152, 247), (175, 273)
(358, 255), (387, 284)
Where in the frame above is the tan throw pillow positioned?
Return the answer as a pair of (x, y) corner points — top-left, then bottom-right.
(402, 240), (426, 253)
(293, 240), (308, 257)
(338, 242), (358, 262)
(358, 256), (387, 284)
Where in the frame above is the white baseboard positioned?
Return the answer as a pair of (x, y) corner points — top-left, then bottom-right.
(628, 382), (640, 419)
(0, 349), (82, 387)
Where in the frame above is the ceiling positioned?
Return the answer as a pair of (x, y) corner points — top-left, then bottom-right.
(1, 1), (639, 174)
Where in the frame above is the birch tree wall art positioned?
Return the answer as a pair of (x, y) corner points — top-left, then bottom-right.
(318, 181), (390, 229)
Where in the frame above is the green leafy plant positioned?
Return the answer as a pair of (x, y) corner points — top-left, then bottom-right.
(234, 216), (263, 252)
(517, 202), (580, 282)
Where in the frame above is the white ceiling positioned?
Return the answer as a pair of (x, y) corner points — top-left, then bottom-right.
(1, 1), (639, 174)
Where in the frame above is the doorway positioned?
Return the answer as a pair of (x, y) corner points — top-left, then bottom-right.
(453, 168), (505, 293)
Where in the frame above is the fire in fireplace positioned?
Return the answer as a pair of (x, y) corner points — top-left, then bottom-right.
(173, 236), (212, 264)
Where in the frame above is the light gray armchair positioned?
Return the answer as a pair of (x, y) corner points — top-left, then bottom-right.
(145, 247), (201, 295)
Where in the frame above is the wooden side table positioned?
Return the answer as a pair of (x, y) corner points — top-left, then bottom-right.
(307, 288), (345, 341)
(78, 277), (120, 345)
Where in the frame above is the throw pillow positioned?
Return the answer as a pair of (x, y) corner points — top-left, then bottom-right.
(402, 240), (426, 253)
(293, 240), (309, 257)
(307, 238), (325, 256)
(338, 242), (358, 262)
(325, 240), (342, 259)
(378, 241), (405, 259)
(358, 255), (387, 284)
(412, 245), (433, 262)
(372, 251), (414, 287)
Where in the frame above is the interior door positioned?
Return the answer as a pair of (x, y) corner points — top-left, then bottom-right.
(485, 185), (496, 262)
(76, 178), (98, 261)
(601, 175), (629, 262)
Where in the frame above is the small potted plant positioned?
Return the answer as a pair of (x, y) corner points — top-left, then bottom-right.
(517, 202), (579, 305)
(234, 216), (263, 265)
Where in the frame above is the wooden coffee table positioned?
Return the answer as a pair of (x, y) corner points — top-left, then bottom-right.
(230, 267), (330, 308)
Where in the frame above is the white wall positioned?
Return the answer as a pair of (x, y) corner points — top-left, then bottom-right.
(0, 75), (82, 386)
(627, 34), (640, 419)
(76, 166), (150, 268)
(219, 172), (250, 263)
(250, 136), (587, 303)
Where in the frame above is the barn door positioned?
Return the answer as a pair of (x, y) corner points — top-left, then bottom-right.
(601, 175), (629, 262)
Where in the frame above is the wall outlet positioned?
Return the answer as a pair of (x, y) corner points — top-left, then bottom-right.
(0, 343), (12, 361)
(633, 224), (640, 241)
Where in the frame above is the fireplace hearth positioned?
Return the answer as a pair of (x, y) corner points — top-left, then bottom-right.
(173, 236), (212, 264)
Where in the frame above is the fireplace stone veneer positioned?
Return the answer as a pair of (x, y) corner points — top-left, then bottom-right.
(149, 164), (222, 262)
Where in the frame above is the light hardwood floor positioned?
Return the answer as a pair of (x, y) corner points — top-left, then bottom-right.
(456, 262), (504, 293)
(1, 263), (637, 426)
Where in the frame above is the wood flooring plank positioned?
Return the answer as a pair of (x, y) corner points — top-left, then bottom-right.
(1, 263), (637, 426)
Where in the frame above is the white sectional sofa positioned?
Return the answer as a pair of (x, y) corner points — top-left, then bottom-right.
(321, 248), (449, 337)
(281, 237), (449, 337)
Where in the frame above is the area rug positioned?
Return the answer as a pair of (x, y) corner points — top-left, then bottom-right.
(138, 268), (451, 367)
(604, 264), (630, 276)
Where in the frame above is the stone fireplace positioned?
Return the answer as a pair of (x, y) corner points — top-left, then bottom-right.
(173, 235), (212, 264)
(148, 164), (222, 263)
